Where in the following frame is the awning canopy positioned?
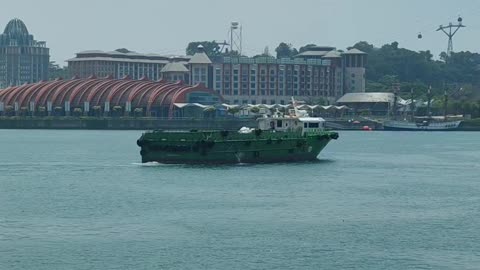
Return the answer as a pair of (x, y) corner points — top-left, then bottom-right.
(173, 103), (208, 109)
(181, 103), (350, 111)
(298, 104), (350, 110)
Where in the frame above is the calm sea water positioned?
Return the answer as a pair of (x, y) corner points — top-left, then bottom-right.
(0, 130), (479, 270)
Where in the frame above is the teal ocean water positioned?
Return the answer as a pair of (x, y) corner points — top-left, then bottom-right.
(0, 130), (479, 269)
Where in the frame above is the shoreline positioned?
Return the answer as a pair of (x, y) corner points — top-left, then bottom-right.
(0, 117), (479, 131)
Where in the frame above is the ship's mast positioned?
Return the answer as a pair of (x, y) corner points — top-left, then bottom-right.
(392, 91), (398, 120)
(443, 90), (448, 121)
(410, 88), (415, 121)
(291, 96), (299, 117)
(426, 86), (432, 119)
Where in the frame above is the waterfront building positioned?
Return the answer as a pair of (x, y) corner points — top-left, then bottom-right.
(336, 92), (405, 116)
(211, 46), (366, 105)
(212, 55), (341, 105)
(68, 46), (367, 105)
(160, 62), (189, 82)
(342, 48), (367, 93)
(0, 77), (221, 118)
(67, 49), (189, 81)
(0, 18), (50, 88)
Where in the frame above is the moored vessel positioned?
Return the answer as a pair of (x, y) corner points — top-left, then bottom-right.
(383, 119), (461, 131)
(384, 87), (462, 131)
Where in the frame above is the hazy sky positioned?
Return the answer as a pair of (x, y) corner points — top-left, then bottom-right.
(1, 0), (479, 65)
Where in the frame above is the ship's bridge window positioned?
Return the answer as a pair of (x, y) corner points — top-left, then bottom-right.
(308, 123), (320, 128)
(277, 120), (283, 128)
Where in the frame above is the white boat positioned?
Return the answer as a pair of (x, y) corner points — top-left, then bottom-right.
(383, 120), (462, 131)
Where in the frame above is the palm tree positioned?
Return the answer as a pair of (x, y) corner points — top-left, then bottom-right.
(134, 108), (143, 118)
(203, 106), (216, 118)
(249, 106), (260, 114)
(112, 106), (123, 117)
(227, 106), (241, 117)
(92, 106), (102, 117)
(73, 108), (83, 117)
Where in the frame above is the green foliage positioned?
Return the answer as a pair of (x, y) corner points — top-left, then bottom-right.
(350, 41), (480, 90)
(275, 42), (298, 59)
(249, 106), (260, 114)
(49, 61), (68, 80)
(134, 107), (143, 117)
(227, 107), (241, 115)
(203, 106), (216, 113)
(73, 108), (83, 117)
(186, 41), (221, 57)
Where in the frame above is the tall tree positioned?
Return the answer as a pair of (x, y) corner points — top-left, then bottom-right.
(275, 42), (298, 59)
(49, 62), (68, 80)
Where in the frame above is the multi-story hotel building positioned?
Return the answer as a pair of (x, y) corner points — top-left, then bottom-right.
(67, 49), (189, 81)
(68, 45), (366, 104)
(209, 46), (366, 104)
(0, 18), (50, 88)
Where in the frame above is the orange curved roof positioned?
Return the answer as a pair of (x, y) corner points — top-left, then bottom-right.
(0, 77), (222, 114)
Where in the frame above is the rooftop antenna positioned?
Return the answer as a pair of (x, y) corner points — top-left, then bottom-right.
(436, 16), (466, 57)
(229, 22), (242, 55)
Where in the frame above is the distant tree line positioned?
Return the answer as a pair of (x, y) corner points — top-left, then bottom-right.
(49, 62), (68, 80)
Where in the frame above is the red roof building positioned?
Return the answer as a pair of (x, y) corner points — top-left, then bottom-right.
(0, 76), (222, 118)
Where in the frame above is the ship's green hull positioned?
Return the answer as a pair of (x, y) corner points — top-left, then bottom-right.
(137, 130), (338, 164)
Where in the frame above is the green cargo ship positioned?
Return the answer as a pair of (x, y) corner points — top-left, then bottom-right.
(137, 109), (338, 164)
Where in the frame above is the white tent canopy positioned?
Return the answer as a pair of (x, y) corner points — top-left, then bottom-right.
(173, 103), (209, 109)
(178, 103), (350, 111)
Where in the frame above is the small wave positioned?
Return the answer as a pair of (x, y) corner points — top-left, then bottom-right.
(132, 162), (163, 167)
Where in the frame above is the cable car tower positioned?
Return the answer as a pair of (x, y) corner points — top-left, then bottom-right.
(436, 17), (466, 57)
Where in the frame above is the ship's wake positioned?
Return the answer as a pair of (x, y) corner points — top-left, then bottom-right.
(132, 162), (165, 167)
